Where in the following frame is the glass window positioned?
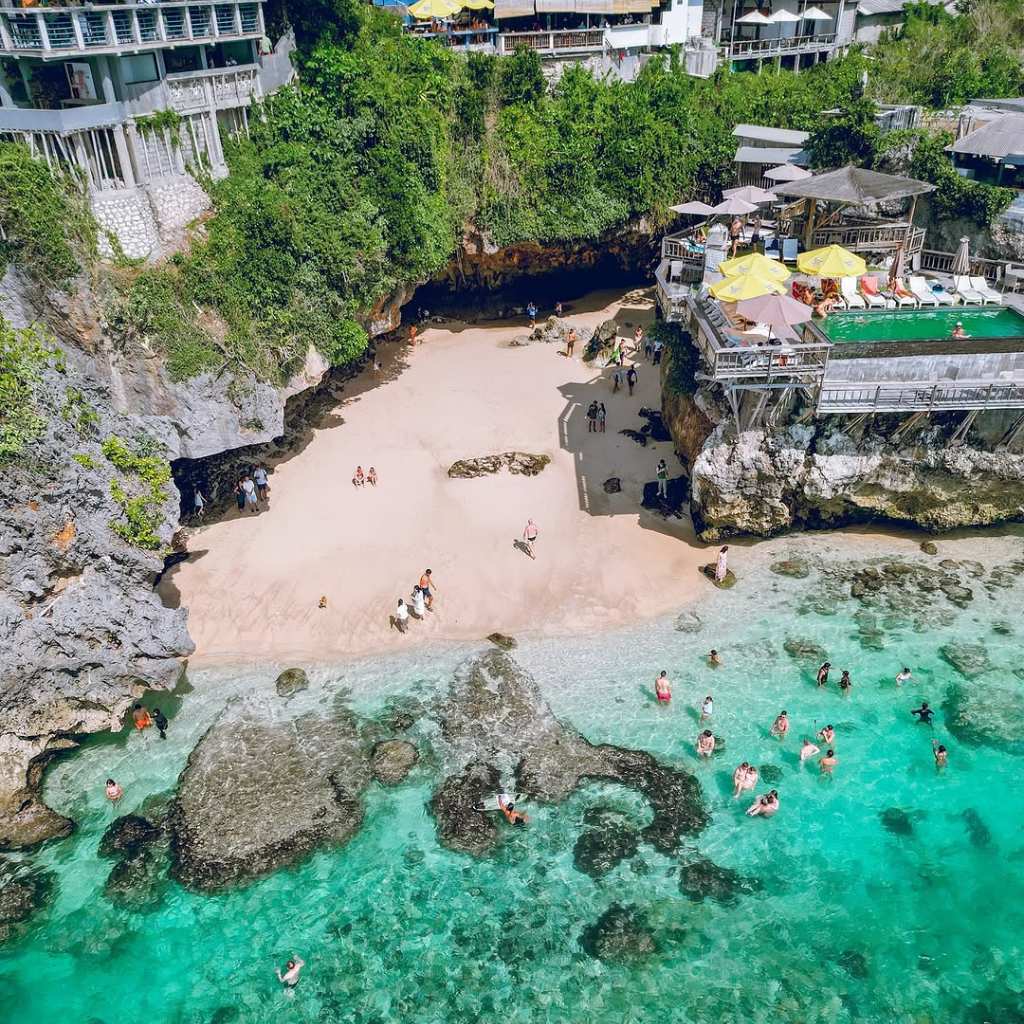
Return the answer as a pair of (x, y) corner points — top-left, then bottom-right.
(121, 53), (159, 84)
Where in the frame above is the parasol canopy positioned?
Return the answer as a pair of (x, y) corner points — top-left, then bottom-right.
(801, 5), (831, 18)
(408, 0), (462, 18)
(769, 9), (801, 21)
(735, 9), (772, 22)
(709, 273), (786, 302)
(764, 162), (812, 182)
(711, 196), (760, 215)
(670, 200), (716, 215)
(723, 184), (778, 204)
(735, 293), (813, 336)
(797, 244), (866, 278)
(718, 251), (791, 282)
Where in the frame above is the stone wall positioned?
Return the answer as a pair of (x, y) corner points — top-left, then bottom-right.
(92, 189), (161, 261)
(147, 174), (212, 248)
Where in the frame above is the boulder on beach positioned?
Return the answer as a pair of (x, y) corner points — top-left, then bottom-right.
(370, 740), (418, 786)
(579, 903), (656, 961)
(603, 477), (622, 494)
(275, 668), (309, 698)
(486, 633), (518, 650)
(447, 453), (551, 479)
(920, 541), (938, 555)
(770, 558), (810, 578)
(700, 564), (736, 589)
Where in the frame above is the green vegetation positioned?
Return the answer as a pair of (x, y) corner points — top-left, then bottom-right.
(134, 109), (184, 142)
(655, 322), (698, 396)
(0, 143), (96, 286)
(101, 435), (172, 550)
(60, 386), (100, 434)
(0, 320), (63, 463)
(72, 452), (96, 470)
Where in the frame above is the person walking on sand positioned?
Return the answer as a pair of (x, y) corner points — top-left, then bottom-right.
(393, 598), (409, 634)
(643, 330), (654, 362)
(419, 569), (437, 610)
(714, 545), (729, 583)
(627, 364), (638, 396)
(410, 586), (426, 619)
(586, 400), (598, 433)
(241, 475), (258, 511)
(633, 325), (644, 356)
(277, 956), (305, 989)
(105, 778), (123, 803)
(152, 707), (169, 740)
(367, 467), (378, 487)
(527, 301), (538, 328)
(566, 328), (577, 358)
(409, 323), (419, 346)
(655, 670), (671, 704)
(652, 337), (664, 365)
(522, 519), (539, 559)
(656, 459), (668, 499)
(598, 403), (607, 433)
(253, 464), (270, 503)
(612, 366), (622, 393)
(193, 487), (206, 519)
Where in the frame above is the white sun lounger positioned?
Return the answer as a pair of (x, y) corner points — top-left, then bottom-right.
(908, 276), (939, 307)
(839, 276), (866, 309)
(924, 278), (958, 305)
(969, 276), (1003, 304)
(859, 276), (888, 309)
(953, 275), (986, 305)
(887, 279), (917, 308)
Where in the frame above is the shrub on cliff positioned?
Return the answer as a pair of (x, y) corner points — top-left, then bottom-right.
(0, 320), (64, 463)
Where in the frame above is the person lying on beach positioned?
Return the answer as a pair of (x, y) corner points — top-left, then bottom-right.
(746, 790), (779, 817)
(696, 730), (715, 758)
(770, 711), (789, 740)
(819, 749), (838, 775)
(799, 738), (820, 763)
(732, 762), (756, 798)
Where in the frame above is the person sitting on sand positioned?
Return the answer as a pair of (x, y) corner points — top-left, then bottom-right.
(105, 778), (123, 802)
(714, 545), (729, 583)
(746, 790), (779, 817)
(800, 738), (820, 763)
(353, 466), (365, 488)
(818, 724), (835, 745)
(708, 649), (722, 667)
(367, 467), (378, 487)
(770, 710), (789, 740)
(933, 740), (948, 769)
(696, 729), (716, 758)
(655, 670), (671, 704)
(819, 749), (838, 775)
(419, 569), (437, 610)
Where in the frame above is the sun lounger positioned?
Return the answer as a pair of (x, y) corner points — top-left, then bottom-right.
(781, 238), (798, 263)
(908, 276), (939, 307)
(952, 275), (986, 305)
(887, 279), (917, 308)
(839, 276), (866, 309)
(859, 275), (888, 309)
(924, 278), (958, 305)
(969, 276), (1002, 304)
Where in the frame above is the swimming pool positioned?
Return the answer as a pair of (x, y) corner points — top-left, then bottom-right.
(822, 306), (1024, 343)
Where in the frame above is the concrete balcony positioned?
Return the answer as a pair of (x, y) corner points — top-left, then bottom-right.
(721, 31), (837, 61)
(0, 1), (264, 59)
(123, 64), (259, 115)
(0, 98), (126, 130)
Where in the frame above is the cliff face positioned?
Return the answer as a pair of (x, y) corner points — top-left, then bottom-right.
(661, 375), (1024, 541)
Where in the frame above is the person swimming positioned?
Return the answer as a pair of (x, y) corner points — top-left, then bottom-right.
(104, 778), (123, 802)
(696, 729), (716, 758)
(838, 671), (852, 696)
(276, 956), (305, 988)
(933, 740), (948, 768)
(654, 670), (671, 704)
(708, 649), (722, 667)
(895, 667), (912, 687)
(746, 790), (779, 817)
(816, 662), (831, 688)
(819, 749), (838, 775)
(498, 793), (529, 826)
(800, 738), (820, 763)
(818, 724), (835, 744)
(770, 711), (789, 740)
(911, 702), (934, 725)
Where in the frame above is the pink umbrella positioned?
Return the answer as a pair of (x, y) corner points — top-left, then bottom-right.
(735, 292), (812, 342)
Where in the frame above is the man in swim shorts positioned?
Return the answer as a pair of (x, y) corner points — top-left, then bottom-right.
(654, 671), (671, 704)
(131, 703), (152, 731)
(696, 730), (716, 758)
(418, 569), (436, 610)
(818, 724), (835, 745)
(800, 738), (820, 763)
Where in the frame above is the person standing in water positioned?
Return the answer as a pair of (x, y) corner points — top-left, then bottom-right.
(714, 546), (729, 583)
(816, 662), (831, 688)
(819, 749), (838, 775)
(911, 702), (934, 725)
(818, 724), (835, 745)
(895, 667), (912, 687)
(277, 956), (305, 989)
(131, 703), (152, 732)
(152, 707), (169, 740)
(932, 740), (948, 769)
(522, 519), (539, 560)
(700, 695), (713, 723)
(732, 762), (755, 798)
(708, 649), (722, 667)
(838, 671), (852, 697)
(696, 730), (716, 758)
(105, 778), (123, 803)
(770, 710), (789, 741)
(799, 738), (820, 763)
(654, 670), (671, 704)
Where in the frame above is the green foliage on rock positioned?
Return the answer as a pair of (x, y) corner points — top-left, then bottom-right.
(0, 320), (64, 462)
(0, 142), (96, 286)
(101, 435), (172, 550)
(807, 99), (883, 170)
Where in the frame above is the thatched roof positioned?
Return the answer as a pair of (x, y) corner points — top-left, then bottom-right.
(772, 165), (935, 205)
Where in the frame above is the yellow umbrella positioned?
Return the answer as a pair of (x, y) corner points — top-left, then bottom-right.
(461, 0), (494, 7)
(709, 273), (785, 302)
(408, 0), (462, 18)
(718, 251), (790, 283)
(797, 244), (866, 278)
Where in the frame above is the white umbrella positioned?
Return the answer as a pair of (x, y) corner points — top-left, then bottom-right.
(800, 5), (832, 18)
(951, 236), (971, 276)
(670, 200), (716, 215)
(735, 9), (772, 22)
(769, 9), (801, 21)
(764, 162), (812, 182)
(735, 293), (812, 342)
(723, 185), (778, 204)
(711, 196), (760, 215)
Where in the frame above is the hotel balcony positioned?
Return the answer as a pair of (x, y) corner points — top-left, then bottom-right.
(720, 31), (837, 61)
(0, 1), (264, 59)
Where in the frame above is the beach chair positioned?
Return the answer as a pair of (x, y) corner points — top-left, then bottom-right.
(781, 238), (798, 263)
(908, 276), (939, 307)
(924, 278), (958, 305)
(669, 260), (683, 284)
(859, 275), (888, 309)
(839, 276), (866, 309)
(952, 275), (986, 305)
(763, 238), (781, 261)
(887, 278), (917, 308)
(968, 276), (1003, 304)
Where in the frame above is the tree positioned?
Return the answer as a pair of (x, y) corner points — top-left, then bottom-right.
(806, 99), (881, 170)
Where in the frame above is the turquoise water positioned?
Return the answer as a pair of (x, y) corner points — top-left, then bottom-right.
(823, 305), (1024, 342)
(3, 537), (1024, 1024)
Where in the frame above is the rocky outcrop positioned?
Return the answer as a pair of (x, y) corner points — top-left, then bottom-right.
(275, 668), (309, 698)
(579, 903), (657, 961)
(370, 740), (418, 786)
(678, 857), (761, 905)
(169, 698), (371, 890)
(447, 453), (551, 479)
(99, 795), (173, 910)
(428, 650), (707, 857)
(0, 859), (54, 944)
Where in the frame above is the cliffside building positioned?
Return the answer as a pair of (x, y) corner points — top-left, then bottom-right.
(0, 0), (294, 258)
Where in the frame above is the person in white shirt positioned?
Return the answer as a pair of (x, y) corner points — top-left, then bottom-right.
(700, 695), (713, 722)
(895, 666), (912, 687)
(393, 599), (409, 633)
(241, 476), (258, 511)
(799, 738), (820, 763)
(411, 587), (426, 619)
(276, 956), (305, 988)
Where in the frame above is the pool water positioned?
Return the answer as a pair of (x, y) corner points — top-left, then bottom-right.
(822, 305), (1024, 343)
(2, 534), (1024, 1024)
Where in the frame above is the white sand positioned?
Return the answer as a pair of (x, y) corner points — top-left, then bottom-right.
(166, 287), (717, 664)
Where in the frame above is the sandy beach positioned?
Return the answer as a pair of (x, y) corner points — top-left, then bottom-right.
(165, 287), (720, 663)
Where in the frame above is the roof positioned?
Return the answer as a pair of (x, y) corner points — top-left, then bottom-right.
(969, 97), (1024, 115)
(773, 165), (935, 204)
(856, 0), (942, 14)
(732, 124), (810, 146)
(946, 114), (1024, 161)
(734, 145), (810, 166)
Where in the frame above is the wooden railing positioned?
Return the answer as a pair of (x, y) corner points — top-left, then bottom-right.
(808, 222), (925, 256)
(817, 380), (1024, 414)
(661, 235), (706, 265)
(499, 28), (604, 54)
(722, 31), (836, 59)
(918, 249), (1024, 285)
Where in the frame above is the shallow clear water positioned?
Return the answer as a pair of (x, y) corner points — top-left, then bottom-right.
(823, 305), (1024, 342)
(3, 536), (1024, 1024)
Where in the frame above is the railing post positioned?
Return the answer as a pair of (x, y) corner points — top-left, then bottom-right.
(211, 4), (220, 38)
(929, 384), (937, 410)
(132, 10), (141, 44)
(37, 12), (52, 50)
(106, 11), (116, 45)
(874, 385), (880, 410)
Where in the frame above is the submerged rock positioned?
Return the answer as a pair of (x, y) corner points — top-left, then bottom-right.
(942, 683), (1024, 755)
(678, 858), (760, 906)
(961, 808), (992, 849)
(573, 821), (640, 878)
(783, 638), (827, 662)
(104, 845), (169, 911)
(674, 610), (703, 634)
(429, 651), (707, 858)
(98, 814), (163, 859)
(770, 559), (810, 578)
(838, 949), (870, 979)
(275, 668), (309, 698)
(939, 643), (991, 678)
(447, 453), (550, 479)
(170, 697), (371, 891)
(758, 764), (783, 784)
(879, 807), (916, 837)
(0, 861), (54, 944)
(579, 903), (656, 961)
(370, 740), (418, 786)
